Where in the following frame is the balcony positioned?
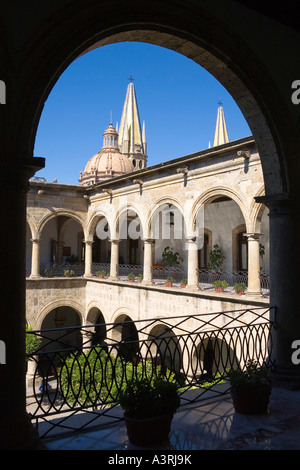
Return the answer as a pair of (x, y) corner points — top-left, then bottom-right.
(27, 263), (270, 297)
(25, 307), (286, 450)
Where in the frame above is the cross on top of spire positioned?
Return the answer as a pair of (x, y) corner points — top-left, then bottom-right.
(218, 99), (223, 107)
(128, 75), (135, 83)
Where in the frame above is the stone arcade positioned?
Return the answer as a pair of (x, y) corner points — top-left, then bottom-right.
(26, 81), (270, 331)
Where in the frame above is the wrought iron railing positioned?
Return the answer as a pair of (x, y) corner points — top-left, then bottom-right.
(41, 263), (85, 277)
(198, 269), (248, 289)
(27, 264), (269, 294)
(26, 307), (275, 440)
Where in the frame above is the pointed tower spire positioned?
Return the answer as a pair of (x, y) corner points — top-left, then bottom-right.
(213, 101), (229, 147)
(142, 120), (147, 156)
(118, 79), (147, 169)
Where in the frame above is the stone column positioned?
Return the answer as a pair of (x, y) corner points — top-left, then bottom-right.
(256, 195), (300, 387)
(0, 156), (45, 450)
(30, 238), (41, 279)
(84, 240), (93, 277)
(142, 239), (154, 285)
(109, 239), (119, 280)
(81, 329), (93, 349)
(186, 237), (199, 291)
(56, 241), (64, 265)
(244, 233), (261, 296)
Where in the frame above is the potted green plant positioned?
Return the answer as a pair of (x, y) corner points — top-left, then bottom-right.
(95, 270), (107, 279)
(180, 278), (187, 288)
(228, 360), (272, 414)
(165, 276), (176, 287)
(208, 244), (225, 274)
(64, 269), (75, 277)
(137, 274), (143, 283)
(213, 279), (228, 292)
(233, 282), (246, 295)
(128, 272), (135, 282)
(44, 268), (55, 277)
(162, 246), (182, 267)
(119, 375), (180, 446)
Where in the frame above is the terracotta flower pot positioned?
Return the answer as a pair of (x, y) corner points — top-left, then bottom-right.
(230, 386), (271, 415)
(165, 282), (173, 287)
(124, 413), (174, 446)
(215, 287), (224, 293)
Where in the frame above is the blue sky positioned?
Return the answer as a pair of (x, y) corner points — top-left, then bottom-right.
(33, 42), (251, 185)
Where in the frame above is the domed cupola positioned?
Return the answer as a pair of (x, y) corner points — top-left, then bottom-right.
(79, 123), (134, 186)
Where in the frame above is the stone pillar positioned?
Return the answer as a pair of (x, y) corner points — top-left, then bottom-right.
(56, 241), (64, 264)
(244, 233), (261, 296)
(109, 239), (119, 280)
(186, 237), (199, 291)
(0, 157), (45, 450)
(84, 240), (93, 277)
(142, 239), (154, 285)
(256, 195), (300, 387)
(81, 329), (93, 349)
(30, 238), (41, 279)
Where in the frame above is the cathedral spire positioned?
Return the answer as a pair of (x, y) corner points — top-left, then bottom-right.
(118, 79), (147, 169)
(213, 101), (229, 147)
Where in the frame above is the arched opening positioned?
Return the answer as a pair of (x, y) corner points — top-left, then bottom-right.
(147, 325), (183, 381)
(86, 307), (107, 347)
(112, 314), (139, 362)
(116, 208), (144, 280)
(192, 334), (237, 381)
(86, 213), (112, 276)
(30, 26), (285, 196)
(39, 214), (85, 276)
(38, 306), (82, 377)
(150, 202), (187, 282)
(204, 196), (247, 272)
(193, 193), (250, 292)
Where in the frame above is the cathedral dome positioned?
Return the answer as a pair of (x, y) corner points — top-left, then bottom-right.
(79, 124), (134, 186)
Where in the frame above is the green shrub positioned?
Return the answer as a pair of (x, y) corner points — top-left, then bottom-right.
(64, 269), (75, 277)
(59, 348), (175, 408)
(233, 282), (246, 292)
(228, 360), (271, 391)
(26, 325), (42, 361)
(162, 247), (182, 267)
(213, 279), (228, 288)
(119, 375), (180, 418)
(95, 270), (107, 277)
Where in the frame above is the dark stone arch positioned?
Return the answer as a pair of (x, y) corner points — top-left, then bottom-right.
(6, 2), (292, 197)
(86, 307), (107, 347)
(113, 314), (139, 362)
